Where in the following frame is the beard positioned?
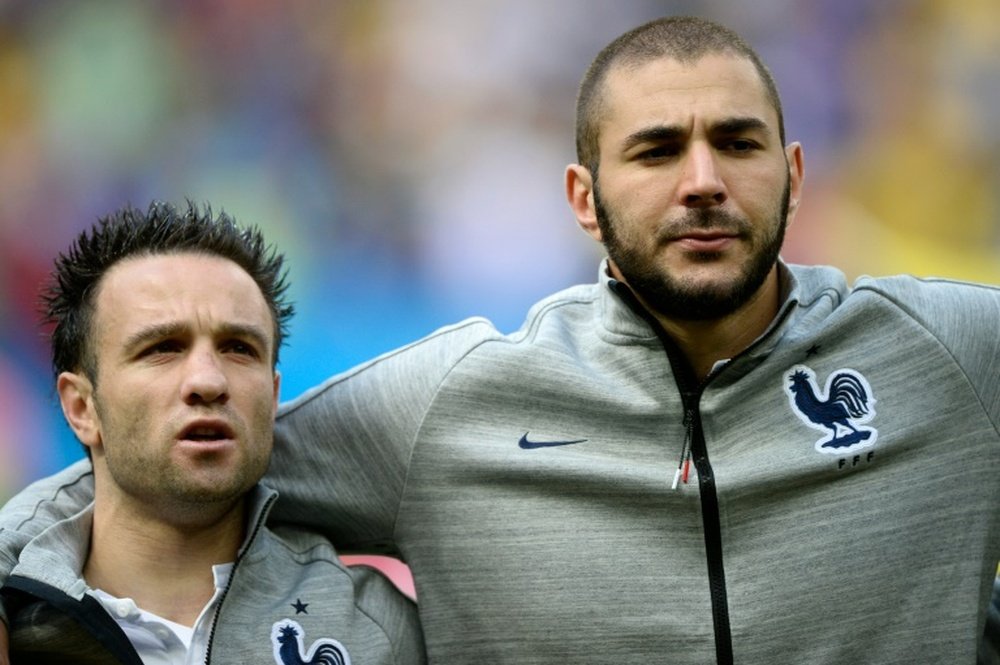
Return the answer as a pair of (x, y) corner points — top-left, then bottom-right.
(594, 176), (790, 321)
(93, 393), (271, 523)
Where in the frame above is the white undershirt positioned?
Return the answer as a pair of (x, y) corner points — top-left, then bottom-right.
(89, 563), (234, 665)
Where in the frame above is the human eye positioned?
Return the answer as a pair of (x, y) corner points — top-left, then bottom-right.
(223, 339), (262, 359)
(721, 137), (760, 154)
(636, 143), (680, 162)
(137, 339), (184, 359)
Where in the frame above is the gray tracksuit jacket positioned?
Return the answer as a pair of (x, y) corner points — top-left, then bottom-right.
(1, 483), (424, 664)
(3, 261), (1000, 664)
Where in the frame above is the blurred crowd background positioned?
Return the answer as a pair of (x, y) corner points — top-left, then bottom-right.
(1, 0), (998, 500)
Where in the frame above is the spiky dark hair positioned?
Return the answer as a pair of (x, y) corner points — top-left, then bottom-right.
(42, 200), (294, 380)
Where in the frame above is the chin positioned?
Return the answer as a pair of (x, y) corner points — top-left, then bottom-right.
(673, 263), (746, 291)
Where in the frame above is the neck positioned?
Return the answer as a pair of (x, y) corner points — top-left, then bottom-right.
(625, 267), (782, 382)
(85, 487), (247, 627)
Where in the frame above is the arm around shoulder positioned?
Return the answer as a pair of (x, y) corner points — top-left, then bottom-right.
(0, 459), (95, 587)
(268, 318), (502, 547)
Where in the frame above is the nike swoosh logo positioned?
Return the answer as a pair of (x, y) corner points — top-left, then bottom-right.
(518, 433), (588, 450)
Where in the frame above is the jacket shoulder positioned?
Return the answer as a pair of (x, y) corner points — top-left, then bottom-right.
(851, 274), (1000, 420)
(851, 274), (1000, 327)
(0, 458), (96, 613)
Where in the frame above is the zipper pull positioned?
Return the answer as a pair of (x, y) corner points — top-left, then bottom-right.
(672, 409), (695, 490)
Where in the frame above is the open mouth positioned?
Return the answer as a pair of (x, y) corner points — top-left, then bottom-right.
(179, 422), (235, 442)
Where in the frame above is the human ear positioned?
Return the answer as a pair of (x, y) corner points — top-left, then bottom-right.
(57, 371), (102, 451)
(272, 371), (281, 418)
(565, 164), (602, 242)
(784, 142), (805, 224)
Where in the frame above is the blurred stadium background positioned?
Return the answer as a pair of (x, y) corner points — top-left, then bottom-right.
(1, 0), (998, 501)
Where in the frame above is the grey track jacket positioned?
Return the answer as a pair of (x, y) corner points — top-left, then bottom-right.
(1, 484), (424, 664)
(2, 261), (1000, 663)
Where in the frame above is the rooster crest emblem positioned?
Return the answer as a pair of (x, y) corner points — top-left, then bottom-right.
(271, 620), (350, 665)
(785, 365), (878, 454)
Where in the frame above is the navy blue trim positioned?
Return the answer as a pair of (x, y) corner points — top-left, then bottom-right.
(4, 575), (144, 665)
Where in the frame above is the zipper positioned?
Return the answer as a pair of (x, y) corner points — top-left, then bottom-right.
(609, 279), (734, 664)
(203, 491), (278, 664)
(609, 279), (795, 665)
(671, 299), (797, 664)
(670, 375), (732, 665)
(683, 395), (733, 665)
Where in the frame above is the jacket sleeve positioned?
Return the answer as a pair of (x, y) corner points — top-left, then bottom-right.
(267, 318), (499, 553)
(0, 460), (95, 627)
(857, 276), (1000, 431)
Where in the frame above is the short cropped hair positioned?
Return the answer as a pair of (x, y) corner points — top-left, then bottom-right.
(575, 16), (786, 174)
(42, 201), (294, 380)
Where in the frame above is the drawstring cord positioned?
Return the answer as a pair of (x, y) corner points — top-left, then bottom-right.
(672, 409), (695, 490)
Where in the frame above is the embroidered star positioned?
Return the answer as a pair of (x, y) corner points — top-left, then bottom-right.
(291, 598), (309, 614)
(806, 344), (821, 358)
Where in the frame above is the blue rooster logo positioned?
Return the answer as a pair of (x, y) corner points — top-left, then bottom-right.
(271, 620), (351, 665)
(785, 365), (878, 454)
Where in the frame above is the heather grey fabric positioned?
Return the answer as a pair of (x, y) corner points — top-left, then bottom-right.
(3, 261), (999, 664)
(2, 483), (424, 664)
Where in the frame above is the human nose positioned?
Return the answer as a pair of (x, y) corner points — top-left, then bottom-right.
(678, 142), (727, 207)
(182, 347), (229, 406)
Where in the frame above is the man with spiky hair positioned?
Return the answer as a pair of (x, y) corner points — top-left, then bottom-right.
(0, 202), (424, 664)
(3, 15), (1000, 665)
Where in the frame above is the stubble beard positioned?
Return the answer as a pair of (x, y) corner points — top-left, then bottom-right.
(593, 177), (790, 322)
(94, 396), (269, 522)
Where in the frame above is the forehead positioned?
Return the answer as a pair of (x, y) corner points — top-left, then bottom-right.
(598, 53), (778, 144)
(93, 253), (273, 345)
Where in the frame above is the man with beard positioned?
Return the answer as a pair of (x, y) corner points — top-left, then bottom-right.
(2, 16), (1000, 665)
(0, 203), (424, 664)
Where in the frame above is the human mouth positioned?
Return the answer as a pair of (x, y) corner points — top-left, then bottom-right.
(672, 230), (740, 253)
(177, 419), (236, 448)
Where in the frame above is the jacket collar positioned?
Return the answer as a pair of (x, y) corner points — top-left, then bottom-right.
(595, 258), (850, 373)
(7, 484), (279, 600)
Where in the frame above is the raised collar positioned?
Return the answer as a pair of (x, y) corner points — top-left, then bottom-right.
(7, 484), (279, 600)
(594, 258), (849, 376)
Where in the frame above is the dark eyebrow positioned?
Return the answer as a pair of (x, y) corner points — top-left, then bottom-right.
(620, 116), (772, 154)
(620, 125), (686, 153)
(712, 116), (770, 136)
(123, 322), (272, 355)
(123, 322), (187, 355)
